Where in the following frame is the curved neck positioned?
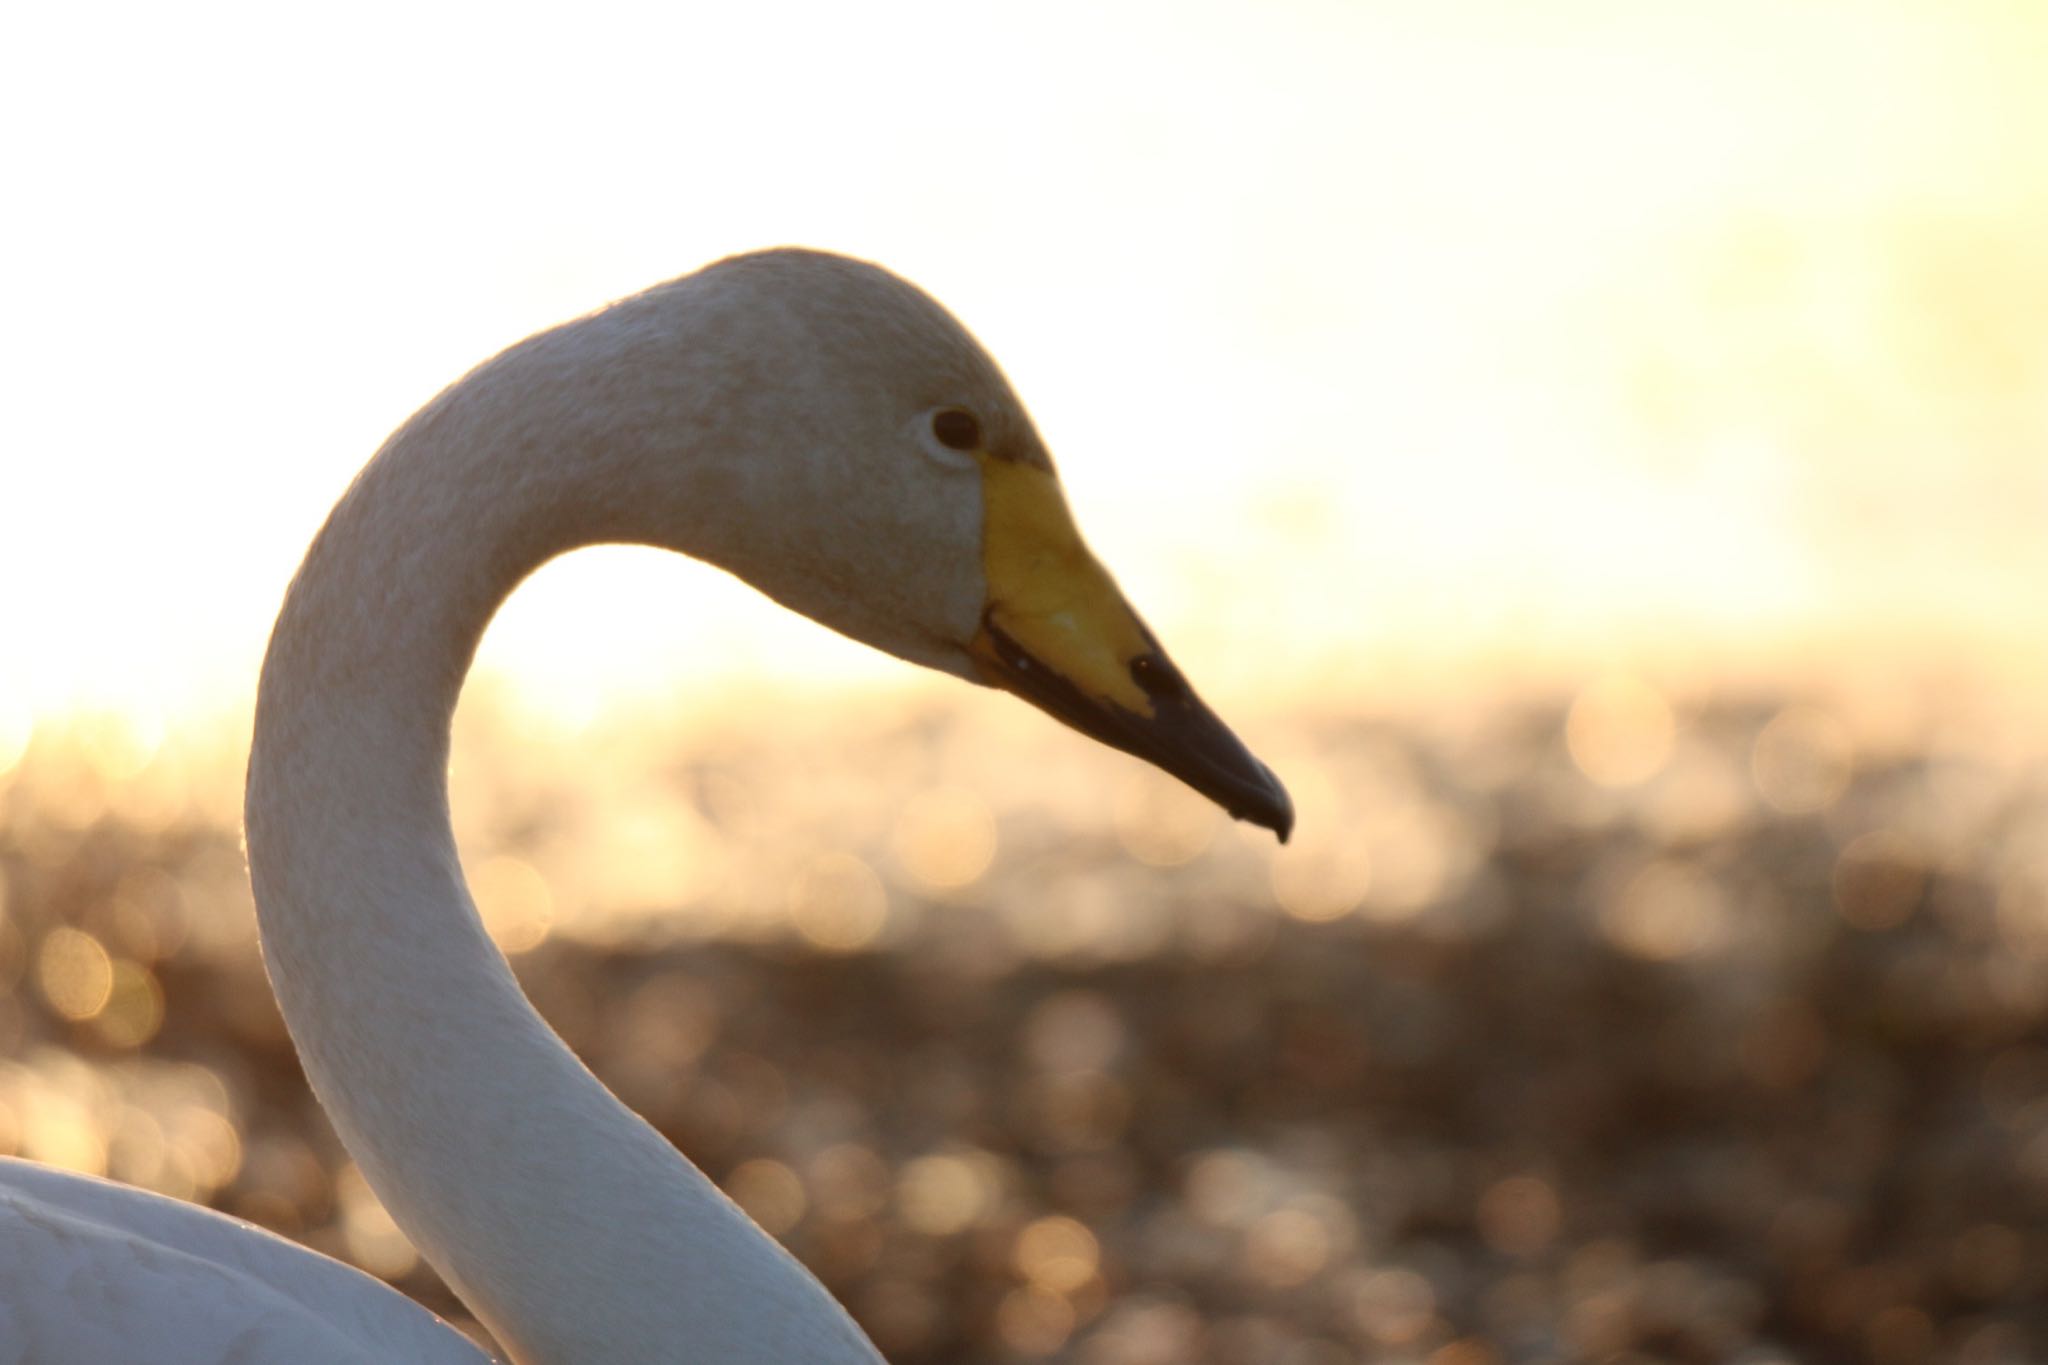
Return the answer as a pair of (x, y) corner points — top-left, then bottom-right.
(243, 334), (883, 1363)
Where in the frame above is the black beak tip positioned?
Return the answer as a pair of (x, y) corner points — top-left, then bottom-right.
(1230, 760), (1295, 844)
(1245, 769), (1294, 843)
(972, 616), (1296, 844)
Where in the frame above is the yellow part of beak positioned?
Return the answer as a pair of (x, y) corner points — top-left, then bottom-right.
(964, 448), (1294, 841)
(970, 453), (1155, 717)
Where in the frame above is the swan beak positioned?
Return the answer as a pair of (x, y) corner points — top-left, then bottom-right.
(967, 445), (1291, 841)
(969, 614), (1295, 843)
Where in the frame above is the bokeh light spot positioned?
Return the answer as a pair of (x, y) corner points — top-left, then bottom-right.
(1364, 800), (1474, 920)
(1080, 1298), (1203, 1363)
(996, 1286), (1076, 1356)
(1598, 861), (1731, 960)
(172, 1104), (243, 1194)
(1185, 1149), (1272, 1228)
(1271, 840), (1373, 922)
(725, 1157), (807, 1237)
(891, 786), (998, 891)
(1019, 1072), (1130, 1153)
(1567, 675), (1675, 787)
(1244, 1206), (1335, 1287)
(898, 1152), (995, 1237)
(108, 1108), (169, 1195)
(808, 1143), (890, 1222)
(22, 1094), (106, 1176)
(93, 961), (165, 1048)
(37, 927), (114, 1021)
(788, 852), (888, 952)
(1751, 706), (1853, 814)
(1345, 1266), (1438, 1346)
(1014, 1214), (1100, 1294)
(76, 711), (163, 785)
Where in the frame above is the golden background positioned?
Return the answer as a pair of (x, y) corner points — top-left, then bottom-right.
(2, 2), (2045, 1360)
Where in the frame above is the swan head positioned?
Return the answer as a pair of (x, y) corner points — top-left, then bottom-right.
(604, 249), (1292, 840)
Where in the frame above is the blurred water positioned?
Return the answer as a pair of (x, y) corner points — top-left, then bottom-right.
(3, 682), (2046, 1361)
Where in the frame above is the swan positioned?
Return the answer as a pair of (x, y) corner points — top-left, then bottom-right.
(0, 248), (1292, 1363)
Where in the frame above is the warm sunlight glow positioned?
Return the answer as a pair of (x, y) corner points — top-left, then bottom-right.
(6, 16), (2047, 1352)
(6, 2), (2043, 726)
(0, 704), (32, 779)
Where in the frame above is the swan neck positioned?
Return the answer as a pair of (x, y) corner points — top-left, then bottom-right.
(243, 365), (882, 1363)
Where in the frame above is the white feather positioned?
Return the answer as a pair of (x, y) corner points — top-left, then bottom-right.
(2, 250), (1037, 1364)
(0, 1157), (486, 1363)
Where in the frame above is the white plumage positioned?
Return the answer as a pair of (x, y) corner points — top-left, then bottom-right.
(0, 1158), (486, 1362)
(0, 249), (1288, 1363)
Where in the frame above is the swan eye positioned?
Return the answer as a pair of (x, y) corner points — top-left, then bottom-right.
(931, 408), (982, 452)
(1129, 654), (1186, 700)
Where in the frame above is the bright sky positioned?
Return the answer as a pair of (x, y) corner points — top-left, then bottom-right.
(4, 0), (2045, 728)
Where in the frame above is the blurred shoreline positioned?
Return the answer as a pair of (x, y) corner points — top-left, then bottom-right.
(4, 677), (2047, 1360)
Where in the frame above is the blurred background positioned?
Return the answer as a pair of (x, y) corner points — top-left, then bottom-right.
(3, 1), (2046, 1361)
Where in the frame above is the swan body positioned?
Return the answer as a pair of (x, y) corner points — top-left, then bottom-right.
(1, 249), (1290, 1362)
(0, 1159), (486, 1362)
